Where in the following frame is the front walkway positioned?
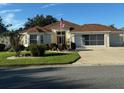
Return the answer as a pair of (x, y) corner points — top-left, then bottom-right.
(74, 47), (124, 66)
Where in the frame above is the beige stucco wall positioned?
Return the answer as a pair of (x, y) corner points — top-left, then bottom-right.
(20, 33), (29, 47)
(65, 30), (71, 44)
(51, 30), (57, 44)
(22, 30), (122, 48)
(22, 32), (52, 47)
(22, 30), (70, 47)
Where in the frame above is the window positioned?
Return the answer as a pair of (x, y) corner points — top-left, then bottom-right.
(62, 32), (65, 35)
(40, 35), (43, 43)
(90, 35), (96, 40)
(57, 32), (61, 35)
(96, 34), (104, 45)
(82, 34), (104, 45)
(30, 35), (37, 44)
(97, 34), (104, 40)
(89, 35), (96, 45)
(85, 35), (89, 40)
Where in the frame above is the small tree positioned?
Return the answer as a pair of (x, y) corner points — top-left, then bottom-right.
(4, 30), (23, 56)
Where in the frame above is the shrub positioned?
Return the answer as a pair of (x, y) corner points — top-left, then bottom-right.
(71, 42), (76, 50)
(0, 44), (5, 51)
(62, 44), (67, 50)
(46, 44), (50, 50)
(18, 45), (25, 51)
(50, 43), (58, 51)
(58, 44), (67, 51)
(66, 44), (70, 50)
(25, 47), (29, 51)
(58, 44), (63, 51)
(29, 44), (46, 56)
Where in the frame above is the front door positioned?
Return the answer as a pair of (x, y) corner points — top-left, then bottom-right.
(57, 31), (66, 45)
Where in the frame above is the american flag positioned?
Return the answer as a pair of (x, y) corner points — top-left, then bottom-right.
(59, 18), (65, 28)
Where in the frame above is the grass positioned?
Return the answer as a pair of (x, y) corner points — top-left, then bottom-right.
(0, 51), (80, 66)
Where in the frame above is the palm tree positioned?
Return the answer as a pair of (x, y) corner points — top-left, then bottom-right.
(3, 30), (23, 56)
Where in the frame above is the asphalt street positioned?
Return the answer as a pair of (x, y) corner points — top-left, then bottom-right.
(1, 65), (124, 89)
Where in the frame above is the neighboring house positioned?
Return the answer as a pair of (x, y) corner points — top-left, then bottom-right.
(21, 20), (124, 48)
(0, 36), (10, 48)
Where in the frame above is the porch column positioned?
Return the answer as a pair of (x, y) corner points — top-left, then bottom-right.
(104, 33), (110, 47)
(71, 34), (75, 43)
(37, 34), (41, 45)
(27, 34), (30, 46)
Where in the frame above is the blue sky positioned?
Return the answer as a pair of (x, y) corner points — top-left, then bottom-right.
(0, 3), (124, 30)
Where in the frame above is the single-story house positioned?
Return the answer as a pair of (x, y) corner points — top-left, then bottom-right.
(21, 20), (124, 48)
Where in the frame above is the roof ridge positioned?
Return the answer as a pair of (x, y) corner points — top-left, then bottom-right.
(62, 20), (81, 26)
(82, 24), (109, 26)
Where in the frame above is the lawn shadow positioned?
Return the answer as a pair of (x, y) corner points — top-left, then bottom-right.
(43, 52), (68, 57)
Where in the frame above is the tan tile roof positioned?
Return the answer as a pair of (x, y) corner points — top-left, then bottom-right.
(43, 21), (119, 32)
(80, 24), (118, 31)
(23, 26), (51, 33)
(43, 20), (83, 31)
(23, 20), (119, 33)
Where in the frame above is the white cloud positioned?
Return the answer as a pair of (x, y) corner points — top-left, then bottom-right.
(10, 21), (25, 30)
(0, 9), (24, 30)
(41, 4), (57, 9)
(3, 13), (25, 30)
(4, 13), (15, 24)
(0, 9), (22, 14)
(0, 3), (11, 8)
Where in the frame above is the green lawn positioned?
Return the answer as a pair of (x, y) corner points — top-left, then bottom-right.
(0, 51), (80, 66)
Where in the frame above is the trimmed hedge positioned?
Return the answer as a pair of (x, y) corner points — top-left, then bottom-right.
(50, 43), (58, 51)
(71, 42), (76, 50)
(0, 44), (5, 51)
(28, 44), (46, 56)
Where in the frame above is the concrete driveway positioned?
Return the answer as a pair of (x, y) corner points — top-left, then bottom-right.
(74, 47), (124, 66)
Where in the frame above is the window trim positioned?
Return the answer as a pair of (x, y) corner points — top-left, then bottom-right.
(30, 34), (37, 44)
